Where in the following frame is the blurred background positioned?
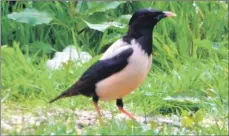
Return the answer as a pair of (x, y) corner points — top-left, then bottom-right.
(1, 1), (228, 135)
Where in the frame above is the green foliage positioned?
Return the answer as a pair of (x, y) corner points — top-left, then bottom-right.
(1, 1), (228, 135)
(83, 20), (126, 32)
(7, 8), (53, 26)
(77, 1), (126, 15)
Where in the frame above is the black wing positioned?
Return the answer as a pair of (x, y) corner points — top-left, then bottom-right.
(81, 47), (133, 81)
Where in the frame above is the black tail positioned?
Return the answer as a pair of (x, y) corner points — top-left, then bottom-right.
(49, 93), (65, 103)
(49, 83), (80, 103)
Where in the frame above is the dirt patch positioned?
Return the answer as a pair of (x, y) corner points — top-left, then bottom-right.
(1, 104), (226, 135)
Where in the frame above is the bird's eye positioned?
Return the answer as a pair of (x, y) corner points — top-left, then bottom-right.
(156, 14), (163, 20)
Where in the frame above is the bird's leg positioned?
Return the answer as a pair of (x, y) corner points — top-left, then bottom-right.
(93, 102), (102, 117)
(116, 99), (136, 120)
(93, 95), (104, 125)
(93, 95), (102, 117)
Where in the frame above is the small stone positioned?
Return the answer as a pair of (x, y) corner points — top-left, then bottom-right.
(76, 123), (84, 129)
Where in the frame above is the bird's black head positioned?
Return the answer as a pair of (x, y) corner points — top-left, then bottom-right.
(127, 8), (176, 38)
(123, 8), (176, 56)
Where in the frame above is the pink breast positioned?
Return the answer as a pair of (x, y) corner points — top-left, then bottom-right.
(96, 64), (148, 101)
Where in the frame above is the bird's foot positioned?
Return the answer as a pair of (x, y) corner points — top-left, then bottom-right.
(118, 106), (136, 121)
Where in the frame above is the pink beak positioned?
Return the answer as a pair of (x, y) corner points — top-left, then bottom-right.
(163, 11), (177, 17)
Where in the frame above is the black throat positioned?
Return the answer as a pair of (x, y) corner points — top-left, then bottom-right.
(123, 26), (153, 56)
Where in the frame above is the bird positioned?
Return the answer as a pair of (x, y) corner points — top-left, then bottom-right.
(49, 8), (176, 120)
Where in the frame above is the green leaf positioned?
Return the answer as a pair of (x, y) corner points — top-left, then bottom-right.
(194, 110), (204, 124)
(84, 12), (110, 24)
(132, 1), (153, 9)
(181, 110), (195, 128)
(83, 20), (126, 32)
(76, 1), (89, 13)
(181, 116), (194, 128)
(83, 1), (126, 15)
(116, 14), (132, 24)
(7, 8), (53, 26)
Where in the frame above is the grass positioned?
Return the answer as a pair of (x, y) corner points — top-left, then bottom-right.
(1, 1), (228, 135)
